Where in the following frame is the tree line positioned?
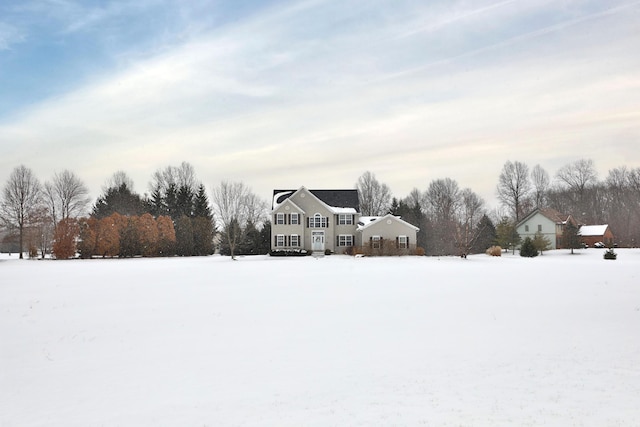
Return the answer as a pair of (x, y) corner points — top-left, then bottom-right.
(356, 159), (640, 255)
(2, 158), (639, 259)
(0, 162), (268, 259)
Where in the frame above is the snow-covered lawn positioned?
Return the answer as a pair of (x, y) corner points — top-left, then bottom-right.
(1, 249), (639, 426)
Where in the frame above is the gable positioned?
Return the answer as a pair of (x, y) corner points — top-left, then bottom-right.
(273, 188), (359, 212)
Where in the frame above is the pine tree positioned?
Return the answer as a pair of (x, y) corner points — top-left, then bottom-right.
(470, 214), (497, 254)
(165, 183), (178, 220)
(92, 183), (146, 218)
(495, 217), (520, 254)
(192, 216), (215, 256)
(532, 231), (551, 255)
(175, 215), (194, 256)
(258, 221), (271, 255)
(519, 236), (538, 257)
(193, 184), (213, 220)
(149, 187), (166, 217)
(176, 185), (194, 218)
(563, 221), (581, 254)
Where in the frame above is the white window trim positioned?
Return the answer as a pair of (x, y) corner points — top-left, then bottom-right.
(290, 234), (300, 247)
(276, 212), (285, 225)
(398, 235), (408, 249)
(275, 234), (285, 247)
(309, 213), (328, 228)
(290, 213), (299, 225)
(338, 214), (353, 225)
(338, 234), (353, 247)
(372, 235), (381, 249)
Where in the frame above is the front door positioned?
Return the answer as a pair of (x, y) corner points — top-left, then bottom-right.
(311, 230), (325, 252)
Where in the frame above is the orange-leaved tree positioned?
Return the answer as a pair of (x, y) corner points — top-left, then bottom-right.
(52, 218), (80, 259)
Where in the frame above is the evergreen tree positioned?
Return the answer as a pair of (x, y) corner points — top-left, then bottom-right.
(165, 183), (178, 220)
(563, 221), (581, 254)
(193, 184), (213, 220)
(495, 217), (520, 253)
(238, 220), (261, 255)
(258, 221), (272, 254)
(92, 183), (146, 218)
(532, 231), (552, 255)
(469, 214), (497, 254)
(519, 236), (538, 257)
(175, 215), (194, 256)
(176, 185), (194, 218)
(149, 187), (166, 217)
(192, 216), (215, 256)
(389, 197), (400, 215)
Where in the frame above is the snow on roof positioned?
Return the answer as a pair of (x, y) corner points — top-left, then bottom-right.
(579, 224), (609, 236)
(332, 207), (358, 214)
(357, 216), (380, 230)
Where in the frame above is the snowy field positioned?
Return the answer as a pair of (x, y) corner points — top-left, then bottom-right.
(1, 249), (639, 426)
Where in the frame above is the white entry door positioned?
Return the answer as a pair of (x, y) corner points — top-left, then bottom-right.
(311, 230), (325, 252)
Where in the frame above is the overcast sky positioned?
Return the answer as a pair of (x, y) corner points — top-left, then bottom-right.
(1, 0), (639, 209)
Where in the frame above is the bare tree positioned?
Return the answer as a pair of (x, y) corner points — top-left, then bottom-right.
(356, 171), (392, 216)
(555, 159), (598, 197)
(425, 178), (460, 221)
(104, 170), (135, 192)
(0, 165), (44, 258)
(497, 160), (531, 222)
(149, 161), (197, 195)
(456, 188), (485, 255)
(531, 164), (549, 208)
(425, 178), (461, 255)
(44, 170), (91, 226)
(212, 181), (266, 259)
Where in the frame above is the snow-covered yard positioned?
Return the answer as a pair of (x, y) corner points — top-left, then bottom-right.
(1, 249), (639, 426)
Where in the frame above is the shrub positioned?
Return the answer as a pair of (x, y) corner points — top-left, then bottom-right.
(604, 248), (617, 260)
(486, 246), (502, 256)
(414, 247), (425, 256)
(519, 237), (538, 257)
(270, 249), (309, 257)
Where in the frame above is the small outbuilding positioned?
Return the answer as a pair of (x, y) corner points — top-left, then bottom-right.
(579, 224), (614, 248)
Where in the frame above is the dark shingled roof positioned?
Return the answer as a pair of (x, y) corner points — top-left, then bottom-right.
(273, 189), (360, 212)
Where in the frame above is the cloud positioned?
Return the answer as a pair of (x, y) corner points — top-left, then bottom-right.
(1, 0), (639, 203)
(0, 22), (25, 50)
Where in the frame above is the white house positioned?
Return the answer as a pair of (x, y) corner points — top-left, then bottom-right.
(516, 208), (577, 249)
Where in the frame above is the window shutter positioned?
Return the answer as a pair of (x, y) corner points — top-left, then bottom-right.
(396, 236), (399, 248)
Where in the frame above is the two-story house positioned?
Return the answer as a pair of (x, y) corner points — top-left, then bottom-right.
(271, 187), (419, 255)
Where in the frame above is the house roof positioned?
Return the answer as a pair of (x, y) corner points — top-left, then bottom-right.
(272, 188), (359, 212)
(518, 207), (573, 226)
(579, 224), (609, 236)
(357, 214), (420, 232)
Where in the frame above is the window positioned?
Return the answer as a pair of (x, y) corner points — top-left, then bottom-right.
(372, 235), (381, 249)
(338, 214), (353, 225)
(398, 235), (408, 249)
(276, 213), (285, 225)
(275, 234), (285, 247)
(290, 213), (299, 225)
(338, 235), (353, 247)
(525, 225), (529, 232)
(538, 224), (542, 232)
(308, 213), (328, 228)
(290, 234), (300, 247)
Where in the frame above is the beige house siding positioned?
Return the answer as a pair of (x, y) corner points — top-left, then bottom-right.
(271, 188), (358, 253)
(358, 215), (418, 252)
